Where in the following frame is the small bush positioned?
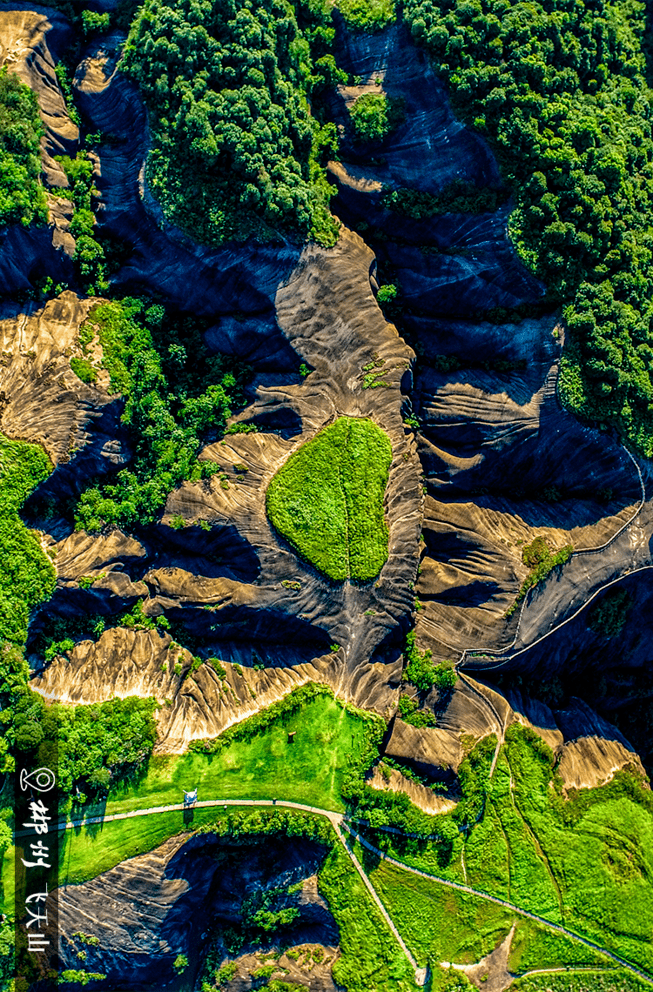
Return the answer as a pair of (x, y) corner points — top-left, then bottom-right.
(81, 9), (110, 35)
(588, 588), (632, 638)
(403, 632), (456, 700)
(508, 537), (574, 615)
(349, 94), (404, 143)
(376, 283), (398, 304)
(173, 954), (188, 974)
(397, 694), (437, 727)
(70, 357), (97, 384)
(338, 0), (395, 32)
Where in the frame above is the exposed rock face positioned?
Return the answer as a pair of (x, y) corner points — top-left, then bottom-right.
(33, 626), (343, 752)
(57, 830), (338, 990)
(380, 675), (645, 793)
(3, 7), (648, 806)
(367, 764), (456, 815)
(31, 232), (423, 728)
(385, 718), (465, 782)
(326, 19), (500, 194)
(325, 19), (544, 322)
(0, 292), (126, 484)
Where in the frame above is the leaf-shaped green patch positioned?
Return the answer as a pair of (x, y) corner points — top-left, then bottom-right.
(266, 417), (392, 582)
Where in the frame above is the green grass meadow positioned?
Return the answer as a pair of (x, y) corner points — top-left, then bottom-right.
(266, 416), (392, 582)
(353, 843), (610, 973)
(104, 694), (367, 816)
(4, 692), (653, 989)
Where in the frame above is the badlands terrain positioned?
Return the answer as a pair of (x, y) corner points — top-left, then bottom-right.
(2, 2), (653, 992)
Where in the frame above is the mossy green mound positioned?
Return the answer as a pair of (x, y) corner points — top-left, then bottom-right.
(266, 417), (392, 582)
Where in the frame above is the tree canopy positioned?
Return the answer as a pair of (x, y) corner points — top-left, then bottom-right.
(122, 0), (339, 246)
(0, 66), (48, 229)
(403, 0), (653, 455)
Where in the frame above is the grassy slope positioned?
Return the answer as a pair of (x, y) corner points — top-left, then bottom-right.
(104, 694), (367, 815)
(58, 807), (242, 887)
(513, 973), (653, 992)
(266, 417), (392, 582)
(364, 729), (653, 976)
(320, 842), (419, 992)
(361, 853), (614, 973)
(4, 695), (650, 983)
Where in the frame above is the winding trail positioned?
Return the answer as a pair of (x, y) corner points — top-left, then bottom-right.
(458, 447), (650, 671)
(40, 797), (653, 987)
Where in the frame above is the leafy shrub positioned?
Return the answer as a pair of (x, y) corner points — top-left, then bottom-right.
(173, 954), (188, 974)
(70, 357), (97, 384)
(56, 153), (108, 293)
(81, 9), (110, 35)
(266, 417), (392, 582)
(588, 587), (632, 638)
(376, 283), (398, 303)
(338, 0), (396, 32)
(122, 0), (339, 247)
(54, 61), (81, 127)
(0, 435), (55, 645)
(214, 962), (238, 985)
(59, 971), (107, 985)
(397, 693), (437, 727)
(508, 537), (574, 615)
(349, 93), (404, 143)
(224, 422), (259, 434)
(0, 67), (48, 229)
(403, 631), (457, 699)
(44, 638), (74, 663)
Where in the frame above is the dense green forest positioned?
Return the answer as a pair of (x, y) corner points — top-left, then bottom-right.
(403, 0), (653, 455)
(0, 67), (48, 229)
(122, 0), (340, 245)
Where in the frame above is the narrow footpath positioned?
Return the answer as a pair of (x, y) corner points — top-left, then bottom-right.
(34, 797), (653, 988)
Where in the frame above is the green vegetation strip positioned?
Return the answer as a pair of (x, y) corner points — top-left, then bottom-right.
(359, 851), (610, 972)
(0, 435), (54, 646)
(266, 417), (392, 581)
(0, 67), (47, 230)
(74, 298), (246, 531)
(513, 972), (653, 992)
